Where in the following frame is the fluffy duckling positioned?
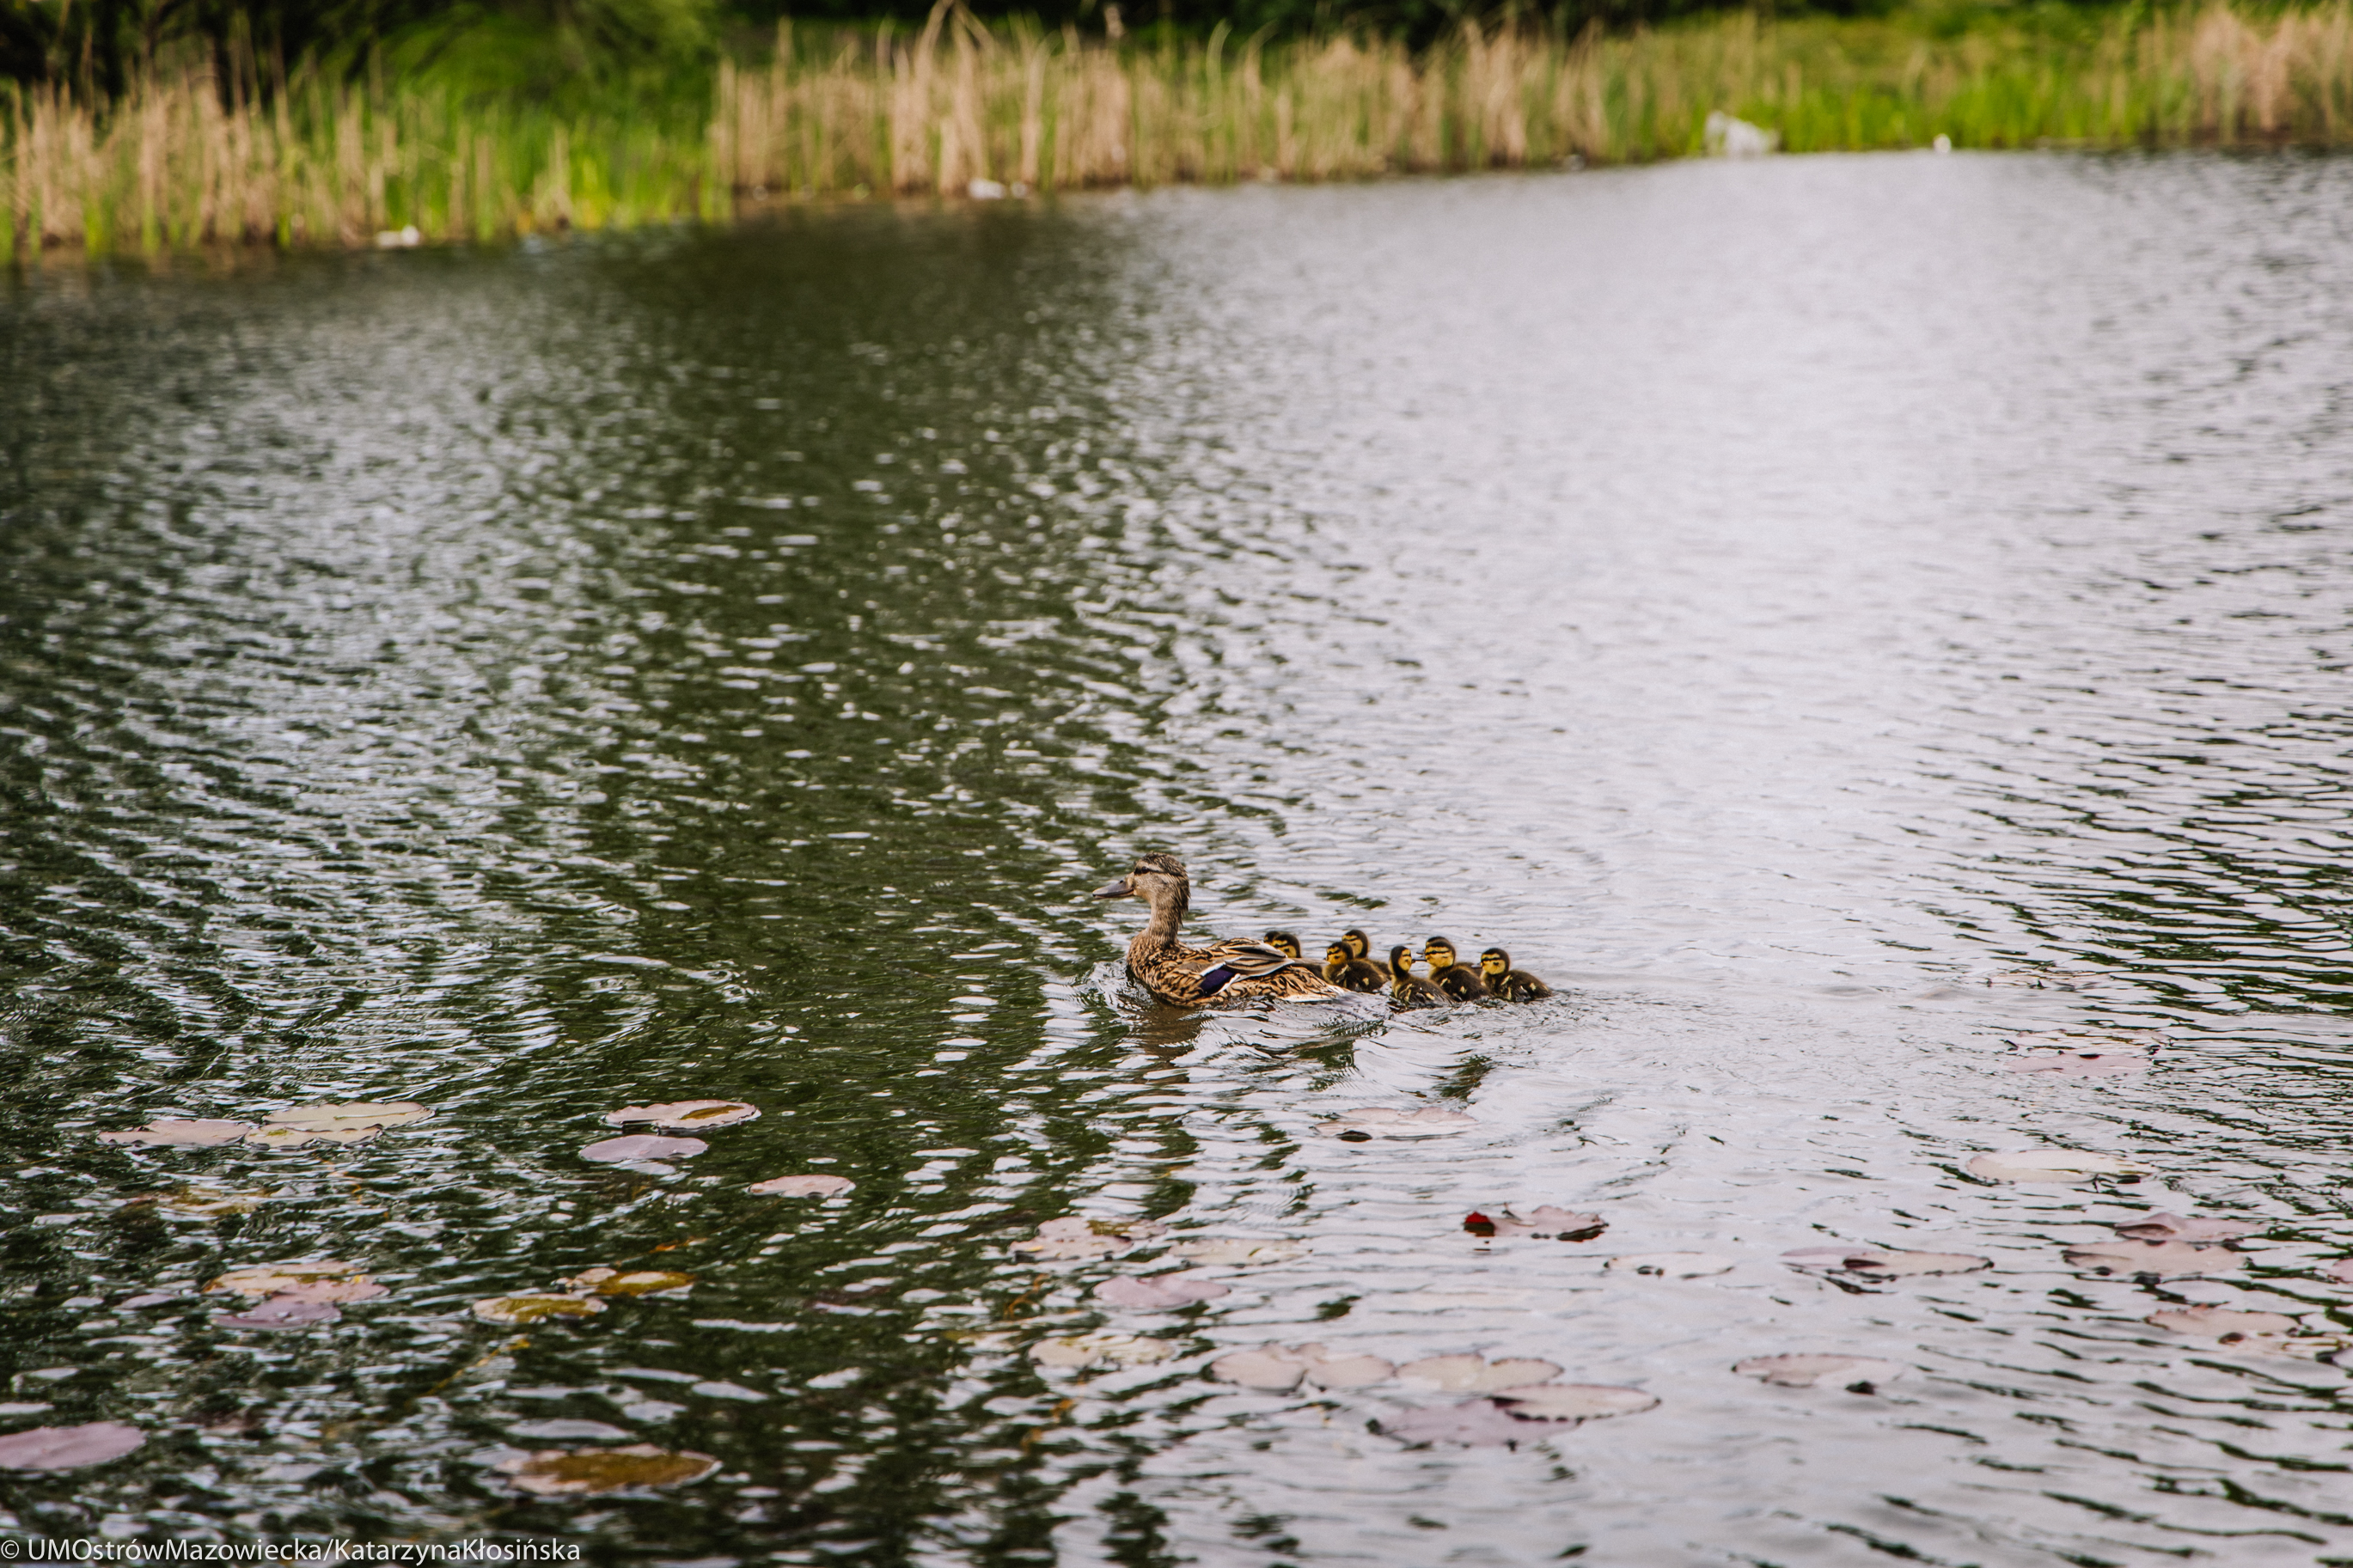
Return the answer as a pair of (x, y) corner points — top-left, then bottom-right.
(1388, 944), (1451, 1009)
(1323, 940), (1388, 994)
(1341, 929), (1392, 980)
(1094, 854), (1346, 1008)
(1422, 936), (1491, 1001)
(1479, 946), (1553, 1002)
(1263, 931), (1303, 961)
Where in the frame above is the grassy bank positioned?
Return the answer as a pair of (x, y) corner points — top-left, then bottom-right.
(9, 2), (2353, 259)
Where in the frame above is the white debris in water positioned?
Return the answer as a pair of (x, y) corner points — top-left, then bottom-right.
(1704, 112), (1779, 157)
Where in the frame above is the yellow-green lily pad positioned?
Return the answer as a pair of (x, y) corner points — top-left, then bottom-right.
(471, 1293), (608, 1325)
(206, 1260), (363, 1296)
(264, 1102), (433, 1132)
(564, 1268), (695, 1297)
(603, 1101), (760, 1130)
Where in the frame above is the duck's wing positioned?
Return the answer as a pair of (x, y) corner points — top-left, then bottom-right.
(1195, 939), (1329, 998)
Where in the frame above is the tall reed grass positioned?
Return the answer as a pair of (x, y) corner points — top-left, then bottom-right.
(10, 2), (2353, 260)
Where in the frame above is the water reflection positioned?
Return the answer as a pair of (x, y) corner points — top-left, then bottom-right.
(6, 155), (2353, 1562)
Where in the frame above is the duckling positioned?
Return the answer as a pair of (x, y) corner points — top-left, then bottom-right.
(1388, 944), (1451, 1009)
(1341, 928), (1392, 980)
(1323, 940), (1388, 994)
(1263, 931), (1303, 961)
(1479, 946), (1553, 1002)
(1422, 936), (1491, 1001)
(1093, 855), (1347, 1009)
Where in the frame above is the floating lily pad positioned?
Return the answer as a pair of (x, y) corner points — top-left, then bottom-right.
(1492, 1383), (1658, 1421)
(1733, 1353), (1904, 1390)
(265, 1101), (433, 1132)
(1378, 1399), (1537, 1447)
(493, 1444), (718, 1497)
(274, 1278), (386, 1304)
(748, 1174), (853, 1198)
(1168, 1238), (1305, 1266)
(473, 1294), (608, 1325)
(1095, 1273), (1230, 1309)
(603, 1101), (761, 1131)
(245, 1125), (377, 1150)
(581, 1135), (708, 1164)
(2147, 1306), (2299, 1339)
(1207, 1342), (1393, 1391)
(1397, 1355), (1563, 1393)
(1030, 1332), (1170, 1370)
(126, 1186), (271, 1218)
(1314, 1107), (1478, 1141)
(1782, 1247), (1989, 1280)
(2115, 1212), (2260, 1242)
(1085, 1217), (1168, 1240)
(1011, 1218), (1134, 1260)
(2064, 1239), (2240, 1278)
(0, 1422), (144, 1472)
(1965, 1150), (2150, 1184)
(565, 1269), (694, 1297)
(1464, 1207), (1606, 1242)
(1999, 1052), (2150, 1077)
(215, 1295), (340, 1329)
(96, 1120), (252, 1148)
(206, 1260), (363, 1296)
(1604, 1253), (1737, 1278)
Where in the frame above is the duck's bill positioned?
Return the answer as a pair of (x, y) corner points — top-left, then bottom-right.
(1092, 876), (1134, 899)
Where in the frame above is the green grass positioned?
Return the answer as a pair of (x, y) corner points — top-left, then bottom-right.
(9, 1), (2353, 263)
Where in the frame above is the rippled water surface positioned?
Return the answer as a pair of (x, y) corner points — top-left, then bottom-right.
(9, 150), (2353, 1565)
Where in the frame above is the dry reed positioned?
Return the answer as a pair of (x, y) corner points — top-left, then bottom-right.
(11, 1), (2353, 260)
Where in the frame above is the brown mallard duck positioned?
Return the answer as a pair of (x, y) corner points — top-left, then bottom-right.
(1094, 855), (1346, 1008)
(1323, 940), (1388, 994)
(1479, 947), (1553, 1002)
(1388, 945), (1451, 1008)
(1341, 929), (1392, 980)
(1422, 937), (1491, 1001)
(1263, 931), (1304, 961)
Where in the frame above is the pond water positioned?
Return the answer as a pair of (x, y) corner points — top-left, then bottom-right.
(6, 149), (2353, 1565)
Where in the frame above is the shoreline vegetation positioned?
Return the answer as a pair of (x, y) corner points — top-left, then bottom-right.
(8, 2), (2353, 260)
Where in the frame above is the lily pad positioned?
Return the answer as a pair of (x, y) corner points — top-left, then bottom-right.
(565, 1268), (694, 1297)
(272, 1278), (386, 1304)
(1030, 1332), (1170, 1370)
(128, 1187), (271, 1218)
(603, 1101), (761, 1131)
(1734, 1353), (1904, 1390)
(1207, 1342), (1392, 1391)
(1398, 1355), (1562, 1393)
(1492, 1383), (1659, 1422)
(1378, 1399), (1537, 1447)
(1168, 1238), (1305, 1266)
(2147, 1306), (2299, 1339)
(1604, 1253), (1737, 1278)
(1965, 1149), (2150, 1184)
(473, 1294), (608, 1325)
(2064, 1239), (2240, 1278)
(1782, 1247), (1989, 1280)
(1315, 1107), (1478, 1141)
(97, 1120), (252, 1148)
(581, 1135), (708, 1164)
(1012, 1218), (1128, 1260)
(215, 1295), (340, 1329)
(1085, 1217), (1169, 1241)
(265, 1101), (433, 1132)
(493, 1444), (718, 1497)
(1095, 1273), (1230, 1309)
(2115, 1212), (2261, 1242)
(748, 1174), (854, 1198)
(206, 1260), (363, 1296)
(245, 1124), (378, 1150)
(1464, 1206), (1606, 1242)
(1208, 1346), (1308, 1390)
(0, 1422), (144, 1472)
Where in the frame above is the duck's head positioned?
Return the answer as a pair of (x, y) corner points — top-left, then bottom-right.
(1424, 937), (1458, 970)
(1264, 930), (1301, 961)
(1094, 852), (1189, 903)
(1389, 944), (1418, 975)
(1342, 928), (1376, 962)
(1479, 947), (1511, 979)
(1324, 941), (1351, 968)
